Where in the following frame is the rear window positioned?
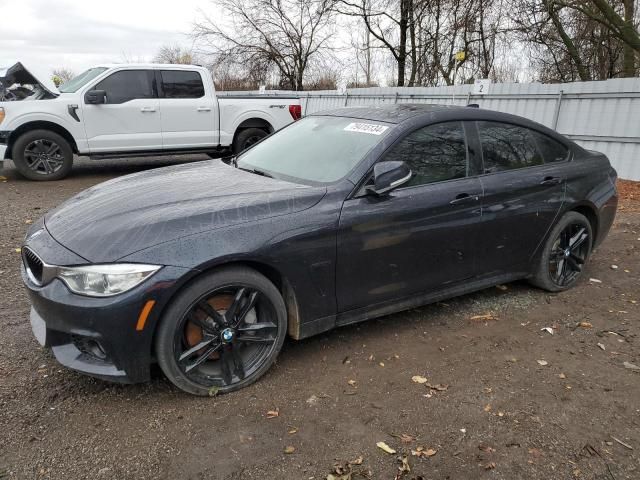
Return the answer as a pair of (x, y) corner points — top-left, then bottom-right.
(532, 131), (569, 163)
(160, 70), (205, 99)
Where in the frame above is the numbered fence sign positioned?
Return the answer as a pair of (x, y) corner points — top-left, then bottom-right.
(473, 79), (491, 95)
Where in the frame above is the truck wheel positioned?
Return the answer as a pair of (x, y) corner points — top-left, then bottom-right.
(13, 129), (74, 181)
(233, 128), (268, 154)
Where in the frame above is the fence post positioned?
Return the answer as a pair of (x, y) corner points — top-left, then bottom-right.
(552, 90), (564, 130)
(395, 92), (399, 104)
(304, 94), (309, 117)
(465, 91), (471, 106)
(344, 92), (349, 106)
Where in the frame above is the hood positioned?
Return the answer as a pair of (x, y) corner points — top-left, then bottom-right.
(45, 160), (326, 262)
(0, 62), (59, 100)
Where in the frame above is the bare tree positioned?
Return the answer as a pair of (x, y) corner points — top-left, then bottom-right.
(52, 68), (75, 87)
(153, 45), (197, 64)
(337, 0), (416, 86)
(194, 0), (336, 90)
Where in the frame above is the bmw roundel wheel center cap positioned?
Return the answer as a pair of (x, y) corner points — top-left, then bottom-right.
(221, 328), (235, 343)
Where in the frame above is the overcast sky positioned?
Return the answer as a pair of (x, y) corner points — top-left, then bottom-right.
(0, 0), (208, 76)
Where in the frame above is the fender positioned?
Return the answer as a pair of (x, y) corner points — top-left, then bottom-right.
(5, 111), (89, 153)
(219, 107), (279, 146)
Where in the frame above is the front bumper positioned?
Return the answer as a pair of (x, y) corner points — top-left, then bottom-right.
(22, 259), (193, 384)
(0, 130), (9, 161)
(0, 144), (7, 162)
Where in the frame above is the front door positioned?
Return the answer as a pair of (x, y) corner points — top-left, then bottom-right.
(336, 121), (483, 313)
(82, 69), (161, 153)
(471, 121), (568, 276)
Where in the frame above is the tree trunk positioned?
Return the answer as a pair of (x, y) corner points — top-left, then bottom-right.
(545, 0), (591, 81)
(397, 0), (409, 86)
(622, 0), (636, 77)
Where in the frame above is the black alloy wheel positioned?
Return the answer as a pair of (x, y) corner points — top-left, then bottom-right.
(156, 267), (287, 395)
(13, 129), (74, 181)
(530, 211), (593, 292)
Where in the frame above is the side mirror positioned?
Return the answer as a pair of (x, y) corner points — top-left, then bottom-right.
(366, 161), (412, 195)
(85, 89), (107, 105)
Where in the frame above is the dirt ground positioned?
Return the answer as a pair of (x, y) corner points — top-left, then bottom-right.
(0, 158), (638, 480)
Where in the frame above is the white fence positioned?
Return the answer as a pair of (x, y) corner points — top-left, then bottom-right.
(221, 78), (640, 181)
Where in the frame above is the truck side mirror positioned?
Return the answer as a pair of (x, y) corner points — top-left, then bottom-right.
(85, 90), (107, 105)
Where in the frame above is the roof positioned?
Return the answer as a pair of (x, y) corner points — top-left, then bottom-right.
(311, 104), (464, 124)
(94, 63), (207, 70)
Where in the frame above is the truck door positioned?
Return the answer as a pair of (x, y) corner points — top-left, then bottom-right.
(156, 70), (219, 150)
(81, 69), (161, 153)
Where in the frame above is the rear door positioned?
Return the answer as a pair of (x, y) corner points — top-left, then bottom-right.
(157, 69), (219, 149)
(82, 69), (161, 152)
(472, 121), (569, 276)
(336, 121), (484, 313)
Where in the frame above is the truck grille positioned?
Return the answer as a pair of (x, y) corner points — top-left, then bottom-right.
(22, 247), (44, 285)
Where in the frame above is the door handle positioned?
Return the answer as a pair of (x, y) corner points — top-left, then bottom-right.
(540, 176), (562, 186)
(140, 107), (156, 113)
(450, 193), (481, 205)
(197, 107), (212, 112)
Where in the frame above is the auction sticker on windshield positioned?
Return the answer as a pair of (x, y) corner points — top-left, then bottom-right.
(344, 122), (389, 135)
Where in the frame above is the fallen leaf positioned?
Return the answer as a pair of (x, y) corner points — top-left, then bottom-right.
(470, 313), (497, 321)
(425, 383), (449, 392)
(559, 373), (566, 379)
(495, 284), (508, 291)
(478, 444), (495, 453)
(14, 248), (21, 253)
(484, 462), (496, 470)
(484, 404), (492, 412)
(528, 448), (543, 458)
(536, 360), (549, 366)
(411, 446), (437, 458)
(378, 362), (385, 367)
(25, 219), (33, 224)
(208, 386), (220, 397)
(376, 441), (396, 454)
(623, 361), (640, 372)
(497, 411), (505, 417)
(597, 343), (606, 351)
(306, 395), (320, 406)
(579, 322), (593, 329)
(611, 264), (619, 270)
(398, 455), (411, 474)
(349, 455), (363, 465)
(398, 433), (414, 444)
(589, 278), (602, 283)
(0, 176), (6, 181)
(347, 379), (357, 387)
(541, 327), (554, 335)
(266, 409), (279, 418)
(284, 446), (295, 454)
(411, 375), (428, 384)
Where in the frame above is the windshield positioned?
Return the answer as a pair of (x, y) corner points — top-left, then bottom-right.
(237, 116), (391, 184)
(58, 67), (108, 93)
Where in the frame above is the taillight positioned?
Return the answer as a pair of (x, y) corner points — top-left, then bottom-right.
(0, 107), (5, 125)
(289, 104), (301, 121)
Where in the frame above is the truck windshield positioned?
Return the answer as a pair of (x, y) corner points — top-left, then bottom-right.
(58, 67), (108, 93)
(236, 116), (391, 185)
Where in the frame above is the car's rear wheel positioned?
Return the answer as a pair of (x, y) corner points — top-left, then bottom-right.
(155, 266), (287, 396)
(233, 128), (268, 154)
(530, 211), (593, 292)
(12, 129), (74, 181)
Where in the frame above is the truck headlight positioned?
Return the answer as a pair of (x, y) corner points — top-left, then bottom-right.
(57, 264), (161, 297)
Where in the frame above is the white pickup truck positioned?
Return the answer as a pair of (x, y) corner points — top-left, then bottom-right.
(0, 63), (301, 180)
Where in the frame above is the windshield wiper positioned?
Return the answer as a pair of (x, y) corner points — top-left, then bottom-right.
(237, 166), (274, 178)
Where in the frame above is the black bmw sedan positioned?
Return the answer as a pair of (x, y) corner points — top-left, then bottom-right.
(21, 104), (618, 395)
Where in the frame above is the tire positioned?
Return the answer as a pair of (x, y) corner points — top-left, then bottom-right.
(530, 211), (593, 292)
(12, 129), (74, 181)
(155, 266), (287, 396)
(233, 128), (268, 154)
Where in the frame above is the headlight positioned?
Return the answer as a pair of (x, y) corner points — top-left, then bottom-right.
(57, 264), (161, 297)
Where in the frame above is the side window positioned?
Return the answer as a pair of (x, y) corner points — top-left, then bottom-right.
(478, 121), (543, 173)
(160, 70), (205, 99)
(532, 131), (569, 163)
(383, 122), (468, 187)
(94, 70), (154, 104)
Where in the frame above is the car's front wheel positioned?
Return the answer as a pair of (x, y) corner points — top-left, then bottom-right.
(155, 266), (287, 396)
(530, 211), (593, 292)
(12, 129), (74, 181)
